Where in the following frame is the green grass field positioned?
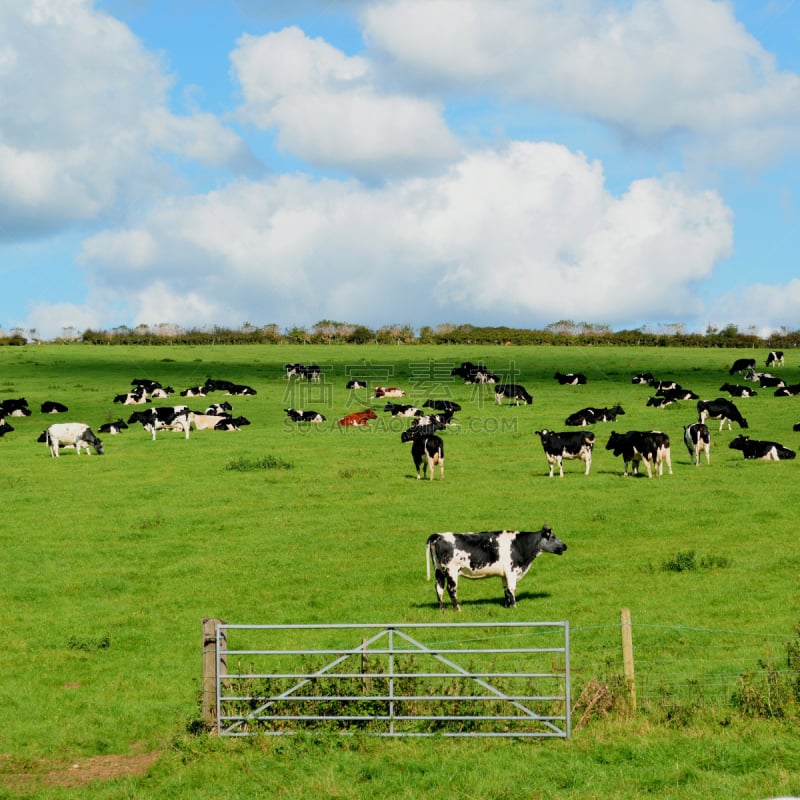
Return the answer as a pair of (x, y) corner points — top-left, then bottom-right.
(1, 343), (799, 798)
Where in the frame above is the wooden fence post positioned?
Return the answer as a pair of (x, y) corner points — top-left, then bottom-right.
(620, 607), (636, 713)
(202, 618), (227, 724)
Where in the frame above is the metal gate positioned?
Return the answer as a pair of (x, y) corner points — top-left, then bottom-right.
(212, 621), (570, 738)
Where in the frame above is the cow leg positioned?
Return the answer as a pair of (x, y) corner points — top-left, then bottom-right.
(583, 452), (591, 476)
(433, 568), (446, 609)
(445, 571), (460, 611)
(427, 453), (434, 480)
(557, 456), (564, 478)
(502, 573), (517, 608)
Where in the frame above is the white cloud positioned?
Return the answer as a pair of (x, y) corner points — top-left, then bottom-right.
(231, 26), (460, 179)
(72, 141), (732, 333)
(363, 0), (800, 168)
(708, 278), (800, 334)
(0, 0), (254, 240)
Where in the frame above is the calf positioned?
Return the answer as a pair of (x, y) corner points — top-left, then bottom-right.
(494, 384), (533, 405)
(766, 350), (784, 367)
(284, 408), (326, 423)
(41, 401), (68, 413)
(426, 526), (567, 610)
(683, 423), (711, 466)
(606, 430), (672, 478)
(402, 429), (445, 480)
(719, 383), (757, 398)
(729, 435), (796, 461)
(697, 398), (748, 431)
(534, 429), (595, 477)
(729, 357), (756, 375)
(44, 423), (104, 457)
(554, 371), (587, 385)
(337, 409), (377, 427)
(98, 419), (128, 435)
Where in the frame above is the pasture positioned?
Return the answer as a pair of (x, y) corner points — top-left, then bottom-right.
(2, 343), (799, 798)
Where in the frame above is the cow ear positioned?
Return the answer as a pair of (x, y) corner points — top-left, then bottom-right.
(542, 525), (552, 535)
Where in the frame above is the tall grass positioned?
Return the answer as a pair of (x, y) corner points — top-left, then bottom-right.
(1, 344), (800, 798)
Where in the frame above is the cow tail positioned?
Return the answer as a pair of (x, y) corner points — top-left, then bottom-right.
(426, 537), (435, 581)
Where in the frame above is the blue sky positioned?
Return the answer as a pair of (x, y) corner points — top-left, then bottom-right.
(2, 0), (800, 340)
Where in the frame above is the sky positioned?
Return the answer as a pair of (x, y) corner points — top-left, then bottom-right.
(2, 0), (800, 340)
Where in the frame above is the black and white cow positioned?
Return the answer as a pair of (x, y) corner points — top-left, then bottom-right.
(451, 362), (492, 383)
(729, 435), (796, 461)
(631, 372), (655, 384)
(1, 398), (31, 416)
(41, 401), (68, 413)
(407, 412), (453, 433)
(114, 388), (148, 405)
(401, 428), (445, 480)
(346, 379), (368, 390)
(774, 383), (800, 397)
(423, 399), (461, 414)
(384, 402), (422, 418)
(131, 378), (163, 393)
(719, 383), (758, 398)
(205, 402), (233, 415)
(758, 374), (786, 389)
(646, 396), (676, 408)
(43, 423), (104, 457)
(98, 419), (128, 435)
(606, 430), (672, 478)
(180, 386), (207, 398)
(214, 416), (251, 431)
(697, 398), (748, 431)
(766, 351), (784, 367)
(285, 364), (319, 381)
(0, 421), (14, 436)
(565, 405), (625, 426)
(554, 372), (587, 385)
(683, 423), (711, 466)
(128, 407), (191, 440)
(426, 526), (567, 610)
(534, 429), (595, 477)
(729, 357), (756, 375)
(494, 384), (533, 405)
(284, 408), (326, 423)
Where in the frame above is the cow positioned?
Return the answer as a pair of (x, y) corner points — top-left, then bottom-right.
(284, 408), (326, 423)
(337, 409), (377, 427)
(189, 413), (229, 430)
(1, 398), (29, 416)
(554, 372), (587, 385)
(451, 362), (497, 384)
(205, 402), (233, 415)
(128, 407), (191, 440)
(656, 387), (698, 401)
(535, 429), (595, 477)
(606, 430), (672, 478)
(214, 416), (251, 431)
(131, 378), (163, 393)
(425, 526), (567, 610)
(719, 383), (758, 398)
(683, 423), (711, 466)
(775, 384), (800, 397)
(346, 379), (368, 389)
(631, 372), (655, 384)
(41, 401), (68, 413)
(729, 357), (756, 375)
(407, 412), (453, 433)
(423, 399), (461, 414)
(759, 374), (786, 389)
(766, 351), (784, 367)
(0, 421), (13, 436)
(494, 384), (533, 405)
(374, 387), (406, 398)
(384, 402), (422, 418)
(114, 388), (148, 405)
(697, 398), (748, 431)
(729, 435), (796, 461)
(150, 386), (174, 399)
(401, 428), (444, 480)
(98, 419), (128, 435)
(180, 386), (207, 398)
(284, 364), (320, 382)
(646, 396), (676, 408)
(43, 423), (104, 457)
(565, 405), (625, 426)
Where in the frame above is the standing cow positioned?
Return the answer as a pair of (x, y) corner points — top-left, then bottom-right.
(683, 423), (711, 466)
(426, 526), (567, 610)
(43, 423), (104, 457)
(535, 429), (594, 477)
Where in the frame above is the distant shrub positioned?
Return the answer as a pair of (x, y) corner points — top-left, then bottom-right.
(225, 455), (293, 472)
(660, 551), (731, 572)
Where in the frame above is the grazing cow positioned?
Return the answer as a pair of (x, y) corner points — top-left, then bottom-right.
(606, 430), (672, 478)
(284, 364), (320, 382)
(535, 429), (594, 477)
(729, 435), (796, 461)
(426, 526), (567, 610)
(285, 363), (306, 379)
(719, 383), (758, 398)
(697, 398), (748, 431)
(631, 372), (655, 384)
(41, 401), (68, 413)
(775, 384), (800, 397)
(374, 386), (406, 398)
(214, 416), (250, 431)
(44, 423), (104, 457)
(337, 409), (378, 427)
(383, 402), (422, 418)
(346, 379), (368, 389)
(554, 372), (587, 385)
(401, 429), (445, 480)
(98, 419), (128, 435)
(683, 423), (711, 466)
(729, 357), (756, 375)
(128, 407), (191, 440)
(423, 399), (461, 413)
(284, 408), (326, 423)
(451, 362), (497, 383)
(494, 384), (533, 405)
(766, 351), (784, 367)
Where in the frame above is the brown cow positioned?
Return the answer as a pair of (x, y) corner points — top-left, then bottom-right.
(337, 409), (378, 427)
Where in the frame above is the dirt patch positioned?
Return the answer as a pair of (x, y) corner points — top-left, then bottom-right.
(1, 750), (159, 791)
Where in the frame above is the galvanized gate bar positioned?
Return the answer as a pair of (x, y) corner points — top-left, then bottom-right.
(214, 621), (570, 738)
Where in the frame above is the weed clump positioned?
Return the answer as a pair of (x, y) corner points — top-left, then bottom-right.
(224, 455), (293, 472)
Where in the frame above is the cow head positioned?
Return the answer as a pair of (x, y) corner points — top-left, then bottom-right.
(539, 525), (567, 555)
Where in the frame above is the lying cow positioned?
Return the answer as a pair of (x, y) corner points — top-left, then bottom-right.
(41, 400), (68, 413)
(554, 372), (587, 385)
(683, 423), (711, 466)
(719, 383), (757, 398)
(729, 435), (796, 461)
(337, 409), (377, 427)
(98, 419), (128, 435)
(284, 408), (326, 423)
(565, 405), (625, 426)
(384, 402), (422, 418)
(426, 526), (567, 610)
(423, 399), (461, 413)
(401, 428), (444, 480)
(374, 387), (406, 398)
(535, 429), (594, 477)
(697, 398), (748, 431)
(43, 423), (104, 457)
(214, 416), (250, 431)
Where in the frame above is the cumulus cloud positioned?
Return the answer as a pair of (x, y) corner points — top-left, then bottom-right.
(0, 0), (255, 240)
(230, 26), (460, 179)
(707, 279), (800, 335)
(363, 0), (800, 168)
(70, 141), (732, 334)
